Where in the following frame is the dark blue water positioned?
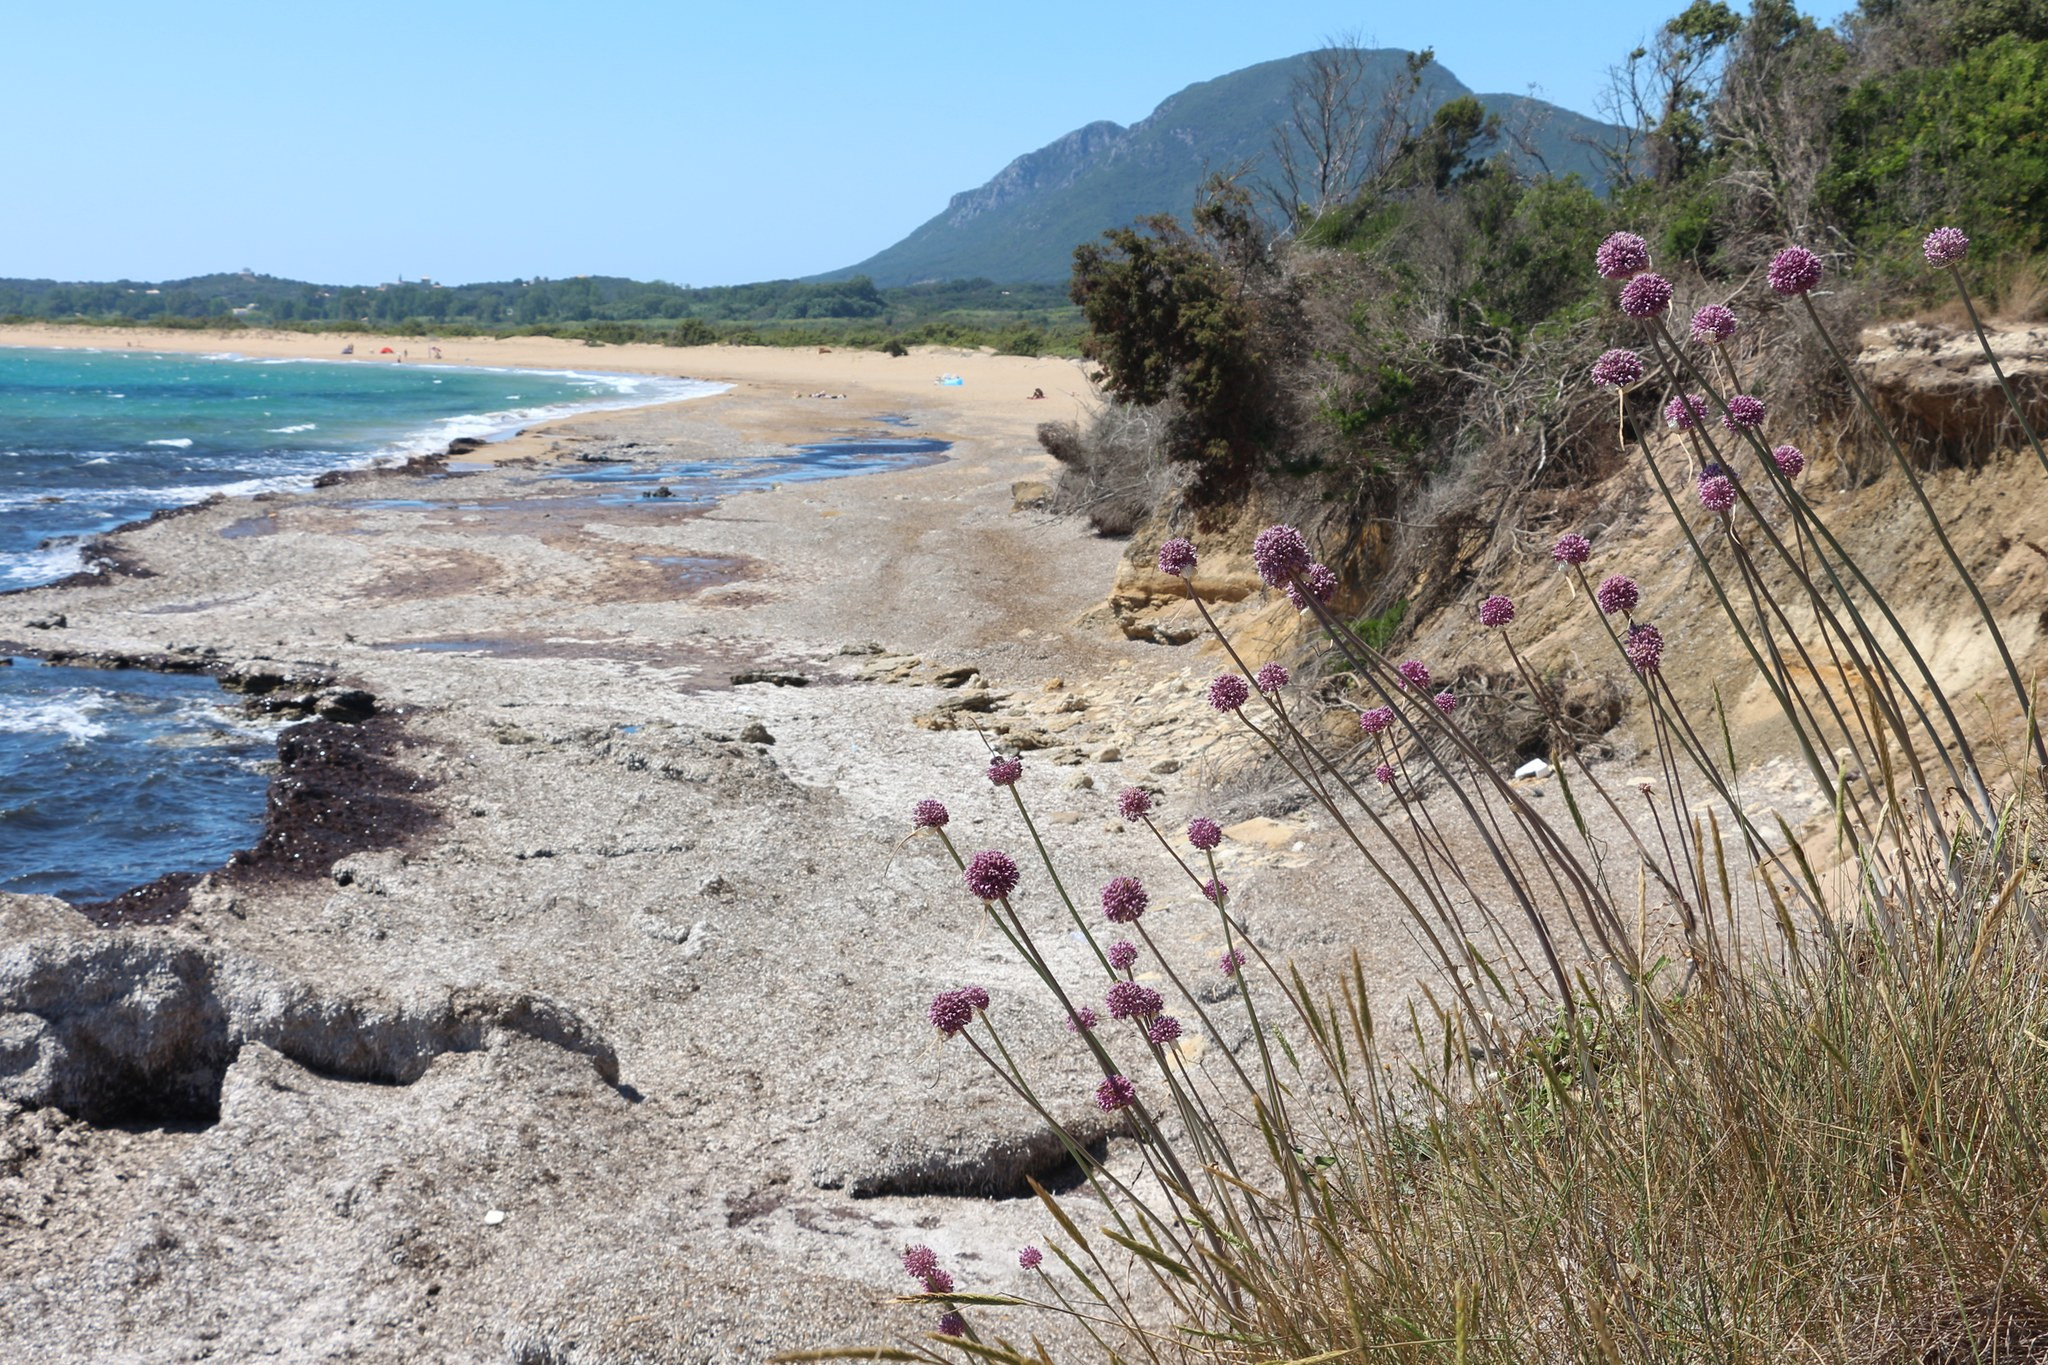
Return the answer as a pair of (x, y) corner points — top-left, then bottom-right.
(0, 659), (280, 903)
(0, 346), (722, 588)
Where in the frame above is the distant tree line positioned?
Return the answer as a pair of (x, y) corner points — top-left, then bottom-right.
(0, 266), (1081, 341)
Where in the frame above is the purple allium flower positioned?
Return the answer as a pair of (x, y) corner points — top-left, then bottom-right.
(1624, 622), (1665, 673)
(1772, 443), (1806, 478)
(1590, 348), (1645, 388)
(1433, 690), (1459, 715)
(1251, 524), (1314, 588)
(1479, 594), (1516, 628)
(1065, 1005), (1099, 1033)
(1923, 227), (1970, 267)
(1019, 1246), (1043, 1270)
(1690, 305), (1739, 344)
(1146, 1015), (1183, 1046)
(1156, 537), (1197, 577)
(1721, 394), (1767, 431)
(1552, 533), (1592, 566)
(1116, 786), (1153, 822)
(904, 1246), (940, 1281)
(1595, 574), (1640, 615)
(1374, 763), (1396, 785)
(1768, 246), (1824, 296)
(1101, 876), (1148, 925)
(1359, 705), (1395, 735)
(959, 985), (989, 1012)
(937, 1312), (966, 1337)
(1201, 877), (1227, 903)
(1284, 563), (1340, 610)
(1106, 980), (1163, 1020)
(1596, 231), (1650, 280)
(1107, 938), (1139, 971)
(1397, 659), (1432, 689)
(924, 1268), (955, 1295)
(1207, 673), (1250, 712)
(1254, 662), (1289, 693)
(1187, 817), (1223, 851)
(912, 798), (950, 829)
(1219, 947), (1248, 976)
(1664, 393), (1710, 430)
(1698, 473), (1738, 513)
(1619, 272), (1674, 318)
(1095, 1074), (1138, 1112)
(964, 849), (1020, 901)
(987, 755), (1023, 787)
(929, 989), (976, 1037)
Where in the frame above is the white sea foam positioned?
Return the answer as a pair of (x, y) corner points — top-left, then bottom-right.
(0, 695), (110, 742)
(0, 544), (85, 585)
(266, 423), (318, 434)
(146, 437), (194, 449)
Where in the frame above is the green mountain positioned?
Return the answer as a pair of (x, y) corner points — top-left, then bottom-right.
(817, 50), (1623, 287)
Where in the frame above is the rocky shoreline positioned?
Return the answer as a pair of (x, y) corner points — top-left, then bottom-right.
(0, 355), (1382, 1362)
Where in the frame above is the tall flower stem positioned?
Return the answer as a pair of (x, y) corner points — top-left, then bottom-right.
(1944, 260), (2048, 481)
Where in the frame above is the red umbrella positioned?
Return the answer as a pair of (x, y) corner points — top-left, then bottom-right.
(378, 346), (395, 354)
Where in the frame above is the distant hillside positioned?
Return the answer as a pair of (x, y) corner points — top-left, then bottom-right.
(816, 50), (1623, 286)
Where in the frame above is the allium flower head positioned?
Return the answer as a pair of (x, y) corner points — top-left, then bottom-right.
(1699, 473), (1738, 513)
(1596, 231), (1650, 280)
(1251, 524), (1314, 587)
(1721, 394), (1767, 431)
(904, 1246), (940, 1281)
(925, 1269), (955, 1295)
(987, 755), (1023, 787)
(937, 1312), (966, 1337)
(1433, 690), (1459, 715)
(1146, 1015), (1183, 1046)
(1359, 705), (1395, 735)
(1065, 1005), (1099, 1033)
(1625, 622), (1666, 673)
(1101, 876), (1148, 924)
(959, 985), (989, 1011)
(1106, 981), (1162, 1020)
(1156, 537), (1197, 577)
(1375, 763), (1396, 785)
(1619, 272), (1674, 318)
(1254, 662), (1289, 693)
(1201, 877), (1228, 903)
(1772, 443), (1806, 478)
(1219, 947), (1247, 976)
(1768, 246), (1824, 296)
(1207, 673), (1250, 712)
(1019, 1246), (1043, 1270)
(1552, 533), (1592, 566)
(1690, 305), (1739, 344)
(1187, 816), (1223, 850)
(1107, 938), (1139, 971)
(964, 849), (1020, 901)
(1479, 594), (1516, 627)
(1665, 393), (1710, 430)
(912, 798), (949, 829)
(1397, 659), (1431, 689)
(1595, 574), (1640, 616)
(1284, 563), (1339, 610)
(1095, 1074), (1138, 1112)
(1923, 227), (1970, 267)
(928, 989), (976, 1037)
(1591, 348), (1644, 388)
(1116, 786), (1153, 822)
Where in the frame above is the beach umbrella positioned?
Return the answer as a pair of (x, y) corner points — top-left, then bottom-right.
(378, 346), (395, 354)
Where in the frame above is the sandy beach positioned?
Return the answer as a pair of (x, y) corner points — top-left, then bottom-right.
(0, 323), (1410, 1361)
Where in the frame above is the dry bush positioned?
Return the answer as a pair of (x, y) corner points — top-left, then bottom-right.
(1040, 402), (1190, 538)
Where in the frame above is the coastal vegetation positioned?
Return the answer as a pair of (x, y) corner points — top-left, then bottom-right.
(0, 273), (1084, 355)
(847, 0), (2048, 1358)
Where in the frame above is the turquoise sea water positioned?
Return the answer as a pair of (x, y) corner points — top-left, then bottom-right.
(0, 345), (720, 587)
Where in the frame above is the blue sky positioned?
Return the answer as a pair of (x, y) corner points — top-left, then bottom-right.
(0, 1), (1741, 287)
